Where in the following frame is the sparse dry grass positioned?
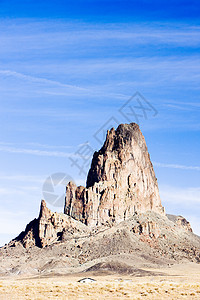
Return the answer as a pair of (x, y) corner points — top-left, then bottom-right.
(0, 264), (200, 299)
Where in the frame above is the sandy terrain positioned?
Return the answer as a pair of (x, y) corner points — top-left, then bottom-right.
(0, 263), (200, 299)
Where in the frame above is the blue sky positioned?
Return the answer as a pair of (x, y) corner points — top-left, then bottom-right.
(0, 0), (200, 246)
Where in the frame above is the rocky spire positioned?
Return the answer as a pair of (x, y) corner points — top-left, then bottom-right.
(64, 123), (165, 226)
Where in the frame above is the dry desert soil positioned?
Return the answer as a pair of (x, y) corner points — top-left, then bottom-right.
(0, 262), (200, 299)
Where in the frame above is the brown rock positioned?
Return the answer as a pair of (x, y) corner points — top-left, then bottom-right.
(167, 214), (193, 232)
(132, 220), (161, 239)
(64, 123), (165, 226)
(15, 200), (89, 248)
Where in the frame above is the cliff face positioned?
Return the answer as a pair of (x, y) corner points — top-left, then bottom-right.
(64, 123), (165, 226)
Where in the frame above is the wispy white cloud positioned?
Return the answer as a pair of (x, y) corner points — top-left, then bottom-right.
(1, 56), (200, 102)
(160, 101), (200, 115)
(0, 68), (129, 99)
(160, 185), (200, 204)
(153, 162), (200, 171)
(26, 57), (200, 90)
(1, 21), (200, 47)
(0, 174), (45, 184)
(164, 100), (200, 108)
(0, 145), (79, 158)
(164, 103), (200, 112)
(25, 142), (73, 149)
(0, 70), (88, 91)
(36, 57), (200, 80)
(0, 141), (73, 149)
(0, 186), (39, 196)
(0, 108), (91, 119)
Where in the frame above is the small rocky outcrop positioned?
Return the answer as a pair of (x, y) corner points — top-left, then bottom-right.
(12, 200), (89, 248)
(132, 220), (161, 239)
(64, 123), (165, 226)
(167, 214), (193, 232)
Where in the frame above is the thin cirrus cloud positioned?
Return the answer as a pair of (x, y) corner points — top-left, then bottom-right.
(1, 108), (90, 119)
(0, 144), (199, 172)
(1, 21), (200, 47)
(153, 161), (200, 171)
(1, 57), (200, 101)
(0, 145), (93, 160)
(0, 70), (88, 91)
(0, 174), (44, 183)
(0, 145), (77, 158)
(0, 141), (73, 148)
(0, 69), (129, 99)
(44, 57), (200, 80)
(26, 142), (73, 149)
(0, 186), (39, 196)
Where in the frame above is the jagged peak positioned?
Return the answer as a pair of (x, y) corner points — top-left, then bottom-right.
(100, 122), (142, 154)
(39, 199), (51, 219)
(65, 122), (164, 226)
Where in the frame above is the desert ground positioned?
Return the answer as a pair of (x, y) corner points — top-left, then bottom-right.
(0, 263), (200, 299)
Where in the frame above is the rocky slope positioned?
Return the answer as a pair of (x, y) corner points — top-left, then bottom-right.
(0, 122), (199, 277)
(0, 206), (199, 277)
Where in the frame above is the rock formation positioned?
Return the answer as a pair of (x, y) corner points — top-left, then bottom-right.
(167, 214), (193, 232)
(13, 200), (89, 248)
(64, 123), (165, 226)
(1, 122), (199, 278)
